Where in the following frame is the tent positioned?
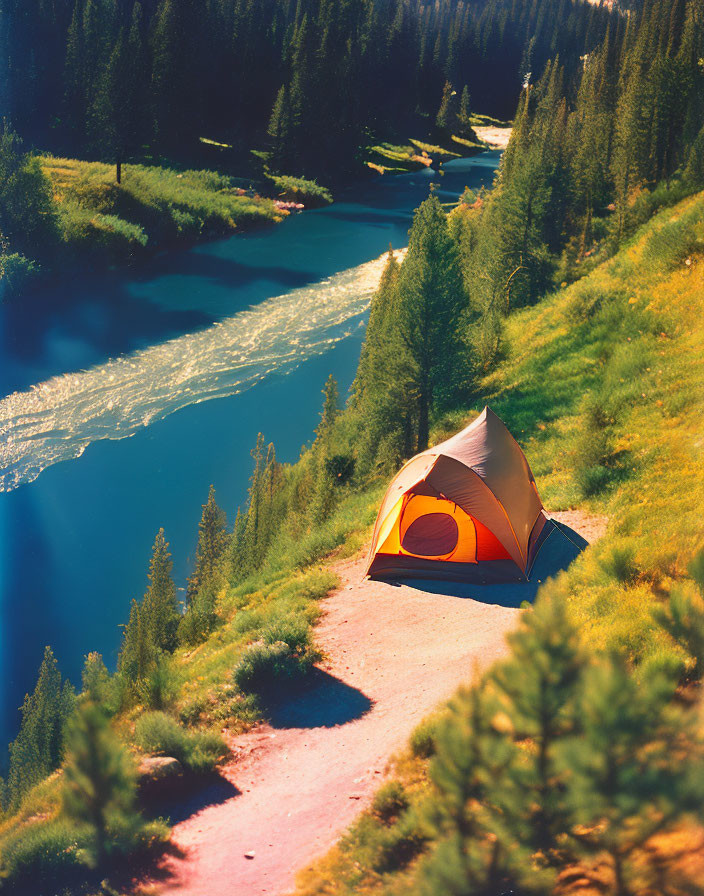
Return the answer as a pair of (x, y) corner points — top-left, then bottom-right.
(366, 407), (552, 584)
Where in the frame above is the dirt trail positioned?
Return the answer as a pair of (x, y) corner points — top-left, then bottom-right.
(149, 511), (603, 896)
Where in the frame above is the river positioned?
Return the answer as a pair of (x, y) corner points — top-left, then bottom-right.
(0, 150), (501, 750)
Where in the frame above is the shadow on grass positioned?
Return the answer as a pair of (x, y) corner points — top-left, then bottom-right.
(141, 770), (240, 825)
(394, 522), (588, 608)
(263, 667), (373, 730)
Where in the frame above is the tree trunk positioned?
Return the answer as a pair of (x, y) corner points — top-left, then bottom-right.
(612, 850), (629, 896)
(116, 156), (122, 185)
(417, 388), (429, 452)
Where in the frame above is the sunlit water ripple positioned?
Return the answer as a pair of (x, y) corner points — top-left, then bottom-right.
(0, 250), (403, 492)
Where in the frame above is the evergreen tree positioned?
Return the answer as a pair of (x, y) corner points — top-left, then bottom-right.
(7, 647), (76, 809)
(558, 653), (704, 896)
(141, 528), (180, 654)
(311, 375), (341, 522)
(61, 697), (143, 867)
(90, 4), (146, 182)
(315, 374), (340, 445)
(417, 678), (518, 896)
(353, 248), (416, 472)
(187, 485), (227, 602)
(457, 84), (472, 135)
(81, 651), (113, 708)
(118, 598), (155, 684)
(490, 586), (586, 870)
(268, 84), (293, 172)
(652, 549), (704, 679)
(395, 193), (470, 450)
(436, 80), (458, 132)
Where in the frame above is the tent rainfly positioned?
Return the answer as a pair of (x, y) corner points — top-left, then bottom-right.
(366, 407), (551, 584)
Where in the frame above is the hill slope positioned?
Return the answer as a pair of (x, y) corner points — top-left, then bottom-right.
(293, 188), (704, 896)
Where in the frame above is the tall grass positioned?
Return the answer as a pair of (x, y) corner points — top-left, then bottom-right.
(41, 157), (282, 264)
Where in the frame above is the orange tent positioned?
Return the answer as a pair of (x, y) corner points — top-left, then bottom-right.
(366, 407), (550, 584)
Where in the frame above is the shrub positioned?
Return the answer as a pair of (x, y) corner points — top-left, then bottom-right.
(139, 655), (178, 711)
(261, 615), (311, 655)
(0, 252), (40, 301)
(324, 453), (355, 486)
(233, 641), (305, 694)
(576, 463), (613, 498)
(599, 543), (639, 585)
(372, 781), (409, 824)
(0, 818), (86, 888)
(373, 822), (426, 874)
(135, 711), (226, 774)
(564, 280), (608, 322)
(409, 717), (439, 759)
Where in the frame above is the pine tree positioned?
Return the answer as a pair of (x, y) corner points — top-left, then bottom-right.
(311, 375), (341, 522)
(353, 248), (416, 473)
(557, 652), (704, 896)
(652, 549), (704, 679)
(315, 374), (340, 445)
(81, 652), (113, 708)
(436, 80), (458, 132)
(7, 646), (76, 809)
(268, 84), (292, 172)
(396, 193), (470, 450)
(417, 678), (519, 896)
(187, 485), (227, 602)
(63, 0), (87, 146)
(490, 585), (586, 870)
(90, 3), (145, 182)
(141, 528), (180, 654)
(457, 84), (472, 135)
(61, 698), (143, 867)
(118, 598), (155, 684)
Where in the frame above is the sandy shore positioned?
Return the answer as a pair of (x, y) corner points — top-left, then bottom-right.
(474, 125), (513, 150)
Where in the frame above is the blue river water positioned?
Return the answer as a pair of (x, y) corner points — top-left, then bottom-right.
(0, 151), (501, 750)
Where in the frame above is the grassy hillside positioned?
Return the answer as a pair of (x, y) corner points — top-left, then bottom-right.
(292, 190), (704, 896)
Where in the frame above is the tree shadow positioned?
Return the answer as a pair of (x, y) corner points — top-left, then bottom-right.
(140, 770), (240, 825)
(263, 667), (373, 729)
(394, 523), (588, 608)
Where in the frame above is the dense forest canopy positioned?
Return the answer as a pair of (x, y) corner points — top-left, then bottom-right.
(0, 0), (616, 178)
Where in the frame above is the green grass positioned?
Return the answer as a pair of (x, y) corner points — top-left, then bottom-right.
(264, 173), (333, 207)
(41, 156), (283, 264)
(134, 712), (227, 774)
(365, 134), (480, 175)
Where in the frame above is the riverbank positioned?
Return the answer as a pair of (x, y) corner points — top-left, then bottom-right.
(2, 132), (487, 305)
(0, 158), (336, 303)
(364, 115), (510, 175)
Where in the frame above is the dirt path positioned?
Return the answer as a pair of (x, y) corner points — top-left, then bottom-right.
(149, 511), (603, 896)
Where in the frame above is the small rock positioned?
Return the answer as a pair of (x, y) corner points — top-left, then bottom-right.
(244, 851), (256, 859)
(138, 756), (183, 782)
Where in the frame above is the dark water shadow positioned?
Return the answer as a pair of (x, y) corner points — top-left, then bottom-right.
(140, 250), (319, 291)
(264, 667), (373, 729)
(394, 523), (588, 608)
(141, 770), (240, 825)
